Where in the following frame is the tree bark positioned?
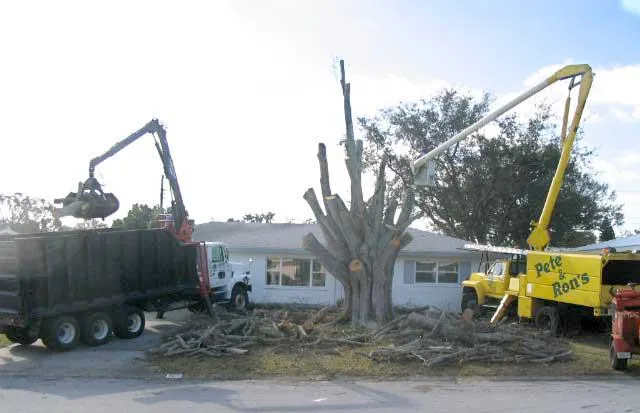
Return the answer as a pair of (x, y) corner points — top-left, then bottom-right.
(302, 59), (418, 325)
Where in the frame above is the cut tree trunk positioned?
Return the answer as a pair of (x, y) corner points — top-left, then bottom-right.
(301, 59), (419, 325)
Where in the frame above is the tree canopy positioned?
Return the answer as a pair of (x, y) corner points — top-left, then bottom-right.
(0, 193), (62, 233)
(599, 217), (616, 242)
(358, 89), (623, 248)
(111, 203), (167, 230)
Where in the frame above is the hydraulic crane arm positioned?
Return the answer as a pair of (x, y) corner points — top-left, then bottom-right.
(89, 118), (188, 228)
(55, 118), (191, 241)
(411, 64), (594, 250)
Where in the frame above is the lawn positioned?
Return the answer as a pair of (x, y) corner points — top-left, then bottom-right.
(0, 334), (10, 348)
(149, 306), (638, 380)
(151, 334), (636, 380)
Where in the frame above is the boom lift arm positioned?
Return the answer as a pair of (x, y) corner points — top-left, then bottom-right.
(54, 118), (193, 241)
(411, 64), (594, 250)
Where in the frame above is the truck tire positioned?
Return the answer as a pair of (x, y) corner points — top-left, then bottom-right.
(113, 306), (145, 339)
(610, 341), (628, 371)
(229, 285), (249, 311)
(461, 291), (480, 313)
(41, 315), (80, 351)
(4, 326), (38, 346)
(81, 311), (113, 346)
(535, 306), (561, 336)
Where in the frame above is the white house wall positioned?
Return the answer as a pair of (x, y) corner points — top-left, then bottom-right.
(392, 257), (481, 311)
(228, 252), (480, 311)
(229, 253), (342, 305)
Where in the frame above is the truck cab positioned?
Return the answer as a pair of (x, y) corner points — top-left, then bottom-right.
(206, 242), (252, 310)
(461, 246), (527, 312)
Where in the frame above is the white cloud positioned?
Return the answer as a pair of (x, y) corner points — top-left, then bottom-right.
(621, 0), (640, 16)
(489, 60), (640, 135)
(0, 1), (452, 227)
(610, 107), (637, 122)
(0, 1), (638, 236)
(592, 152), (640, 232)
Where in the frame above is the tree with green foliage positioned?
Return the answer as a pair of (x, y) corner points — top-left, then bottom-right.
(243, 212), (275, 223)
(0, 192), (62, 233)
(358, 89), (623, 248)
(227, 212), (276, 223)
(111, 203), (167, 230)
(599, 217), (616, 242)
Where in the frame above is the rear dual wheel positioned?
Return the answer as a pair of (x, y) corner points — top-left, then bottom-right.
(113, 306), (145, 339)
(40, 307), (144, 351)
(81, 312), (113, 346)
(535, 306), (562, 336)
(42, 315), (81, 351)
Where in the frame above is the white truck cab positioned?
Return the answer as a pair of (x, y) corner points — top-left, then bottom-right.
(205, 242), (252, 310)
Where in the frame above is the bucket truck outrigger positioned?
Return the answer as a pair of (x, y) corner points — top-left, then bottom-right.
(54, 119), (252, 312)
(410, 65), (640, 335)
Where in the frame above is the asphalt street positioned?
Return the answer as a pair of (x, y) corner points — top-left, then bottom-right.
(2, 310), (639, 412)
(2, 375), (640, 413)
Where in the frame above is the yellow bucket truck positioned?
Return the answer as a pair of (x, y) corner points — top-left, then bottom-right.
(410, 64), (640, 334)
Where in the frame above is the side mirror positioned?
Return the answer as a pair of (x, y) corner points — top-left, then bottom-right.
(413, 159), (436, 187)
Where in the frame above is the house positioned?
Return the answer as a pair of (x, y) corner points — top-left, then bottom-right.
(0, 227), (18, 235)
(193, 222), (483, 311)
(568, 234), (640, 254)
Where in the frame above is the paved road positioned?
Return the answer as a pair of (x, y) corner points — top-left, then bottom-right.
(2, 375), (640, 412)
(2, 310), (640, 412)
(0, 310), (189, 378)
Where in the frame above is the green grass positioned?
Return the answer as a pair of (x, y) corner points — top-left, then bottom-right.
(149, 306), (639, 380)
(150, 335), (637, 380)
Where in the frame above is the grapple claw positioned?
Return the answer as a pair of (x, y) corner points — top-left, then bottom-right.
(54, 178), (120, 220)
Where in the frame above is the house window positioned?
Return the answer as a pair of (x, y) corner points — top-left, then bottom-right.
(407, 260), (460, 284)
(437, 262), (459, 283)
(266, 257), (327, 287)
(416, 262), (436, 283)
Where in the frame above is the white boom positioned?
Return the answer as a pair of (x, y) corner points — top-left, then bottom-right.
(410, 65), (591, 186)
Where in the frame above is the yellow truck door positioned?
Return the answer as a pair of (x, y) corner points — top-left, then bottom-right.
(485, 260), (507, 298)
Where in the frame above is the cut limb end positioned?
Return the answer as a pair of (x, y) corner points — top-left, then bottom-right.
(349, 259), (363, 272)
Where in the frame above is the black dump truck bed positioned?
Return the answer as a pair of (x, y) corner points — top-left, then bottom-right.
(0, 228), (203, 329)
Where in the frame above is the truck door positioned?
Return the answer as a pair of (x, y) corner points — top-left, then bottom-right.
(208, 244), (230, 288)
(485, 260), (507, 297)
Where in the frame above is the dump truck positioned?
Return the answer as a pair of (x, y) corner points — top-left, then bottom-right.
(0, 227), (211, 351)
(410, 64), (640, 334)
(0, 119), (253, 351)
(55, 118), (252, 314)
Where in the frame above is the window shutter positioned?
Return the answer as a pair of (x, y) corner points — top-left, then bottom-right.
(458, 261), (472, 282)
(403, 260), (416, 284)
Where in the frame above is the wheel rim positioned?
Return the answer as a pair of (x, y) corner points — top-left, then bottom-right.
(57, 322), (76, 344)
(127, 313), (142, 333)
(91, 319), (109, 341)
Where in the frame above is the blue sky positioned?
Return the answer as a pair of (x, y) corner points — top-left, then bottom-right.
(1, 0), (639, 238)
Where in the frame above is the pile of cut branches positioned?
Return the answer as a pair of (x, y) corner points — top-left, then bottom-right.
(149, 305), (573, 367)
(365, 308), (573, 366)
(148, 305), (343, 358)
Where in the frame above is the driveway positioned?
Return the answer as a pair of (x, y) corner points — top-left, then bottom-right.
(0, 310), (190, 378)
